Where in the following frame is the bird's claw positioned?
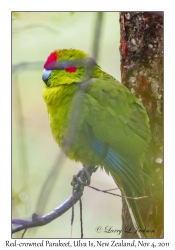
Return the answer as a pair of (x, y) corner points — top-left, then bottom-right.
(71, 165), (97, 189)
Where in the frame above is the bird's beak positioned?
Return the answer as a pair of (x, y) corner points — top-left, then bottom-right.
(42, 69), (52, 85)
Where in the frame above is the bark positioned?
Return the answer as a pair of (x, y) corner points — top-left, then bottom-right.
(120, 12), (163, 238)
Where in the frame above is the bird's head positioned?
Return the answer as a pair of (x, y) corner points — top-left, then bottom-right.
(42, 49), (102, 87)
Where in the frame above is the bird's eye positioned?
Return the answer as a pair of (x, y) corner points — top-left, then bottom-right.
(65, 66), (77, 73)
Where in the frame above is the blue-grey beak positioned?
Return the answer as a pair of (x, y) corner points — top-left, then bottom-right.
(42, 69), (52, 85)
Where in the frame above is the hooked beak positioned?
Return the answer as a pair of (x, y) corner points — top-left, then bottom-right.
(42, 69), (52, 85)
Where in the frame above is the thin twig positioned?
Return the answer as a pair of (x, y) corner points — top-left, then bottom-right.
(13, 73), (30, 214)
(79, 198), (83, 238)
(92, 12), (104, 61)
(13, 23), (60, 34)
(100, 188), (119, 192)
(70, 185), (75, 238)
(21, 229), (27, 238)
(12, 62), (43, 72)
(35, 154), (64, 216)
(87, 185), (148, 200)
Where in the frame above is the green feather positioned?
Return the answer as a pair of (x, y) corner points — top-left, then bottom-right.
(42, 49), (152, 238)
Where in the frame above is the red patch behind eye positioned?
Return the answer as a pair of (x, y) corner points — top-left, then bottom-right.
(44, 52), (57, 68)
(65, 66), (77, 73)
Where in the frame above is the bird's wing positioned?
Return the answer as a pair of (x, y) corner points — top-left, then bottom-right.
(80, 78), (151, 195)
(78, 78), (151, 237)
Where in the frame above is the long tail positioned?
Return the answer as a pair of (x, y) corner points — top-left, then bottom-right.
(111, 172), (149, 238)
(85, 124), (151, 238)
(91, 137), (151, 238)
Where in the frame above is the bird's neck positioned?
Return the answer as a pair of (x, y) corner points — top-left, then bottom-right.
(42, 83), (77, 107)
(42, 83), (78, 147)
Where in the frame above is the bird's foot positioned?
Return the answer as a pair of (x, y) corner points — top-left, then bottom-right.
(71, 165), (97, 190)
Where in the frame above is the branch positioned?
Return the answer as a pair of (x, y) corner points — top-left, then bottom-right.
(12, 165), (97, 234)
(88, 186), (148, 200)
(92, 12), (104, 61)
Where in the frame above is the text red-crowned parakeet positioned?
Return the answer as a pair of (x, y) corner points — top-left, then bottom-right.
(42, 49), (151, 238)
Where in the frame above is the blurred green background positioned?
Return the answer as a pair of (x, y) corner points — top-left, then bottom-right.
(12, 12), (122, 238)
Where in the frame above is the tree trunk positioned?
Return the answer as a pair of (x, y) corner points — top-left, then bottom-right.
(120, 12), (163, 238)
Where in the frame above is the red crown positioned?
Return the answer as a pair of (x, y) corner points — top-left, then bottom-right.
(44, 52), (57, 68)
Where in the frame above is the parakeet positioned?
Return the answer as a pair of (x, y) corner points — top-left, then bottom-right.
(42, 49), (151, 238)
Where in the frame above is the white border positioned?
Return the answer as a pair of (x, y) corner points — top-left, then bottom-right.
(1, 0), (174, 249)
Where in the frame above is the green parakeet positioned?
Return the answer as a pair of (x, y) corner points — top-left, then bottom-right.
(42, 49), (151, 238)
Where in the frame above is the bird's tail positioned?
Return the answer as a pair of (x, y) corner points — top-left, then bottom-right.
(111, 171), (152, 238)
(88, 132), (152, 238)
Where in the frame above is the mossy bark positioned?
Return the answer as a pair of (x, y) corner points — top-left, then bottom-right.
(120, 12), (163, 238)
